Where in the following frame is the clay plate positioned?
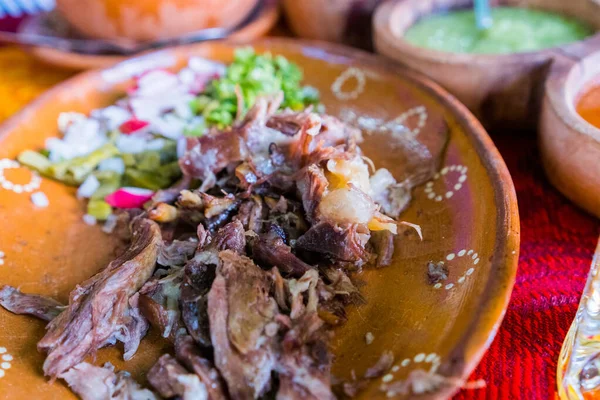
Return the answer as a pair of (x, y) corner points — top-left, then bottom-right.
(16, 0), (279, 71)
(0, 39), (519, 399)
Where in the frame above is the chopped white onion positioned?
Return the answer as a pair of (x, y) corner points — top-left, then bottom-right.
(102, 214), (118, 234)
(30, 192), (49, 208)
(177, 137), (188, 159)
(136, 70), (180, 97)
(150, 113), (187, 140)
(91, 106), (132, 130)
(98, 157), (125, 174)
(178, 67), (196, 86)
(116, 135), (147, 154)
(77, 175), (101, 199)
(82, 214), (97, 226)
(174, 99), (194, 120)
(48, 117), (108, 162)
(57, 112), (86, 133)
(146, 138), (166, 151)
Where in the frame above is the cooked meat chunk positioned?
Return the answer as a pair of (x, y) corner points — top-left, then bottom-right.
(180, 130), (249, 185)
(0, 286), (64, 322)
(296, 165), (328, 224)
(158, 239), (197, 267)
(59, 362), (157, 400)
(138, 268), (183, 341)
(208, 250), (279, 399)
(427, 261), (449, 285)
(181, 221), (246, 347)
(148, 354), (208, 400)
(119, 293), (150, 360)
(38, 217), (162, 378)
(175, 335), (227, 400)
(296, 222), (370, 263)
(234, 195), (265, 233)
(275, 271), (334, 400)
(369, 230), (395, 267)
(252, 224), (313, 278)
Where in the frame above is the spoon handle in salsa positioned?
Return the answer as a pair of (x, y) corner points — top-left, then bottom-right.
(474, 0), (493, 30)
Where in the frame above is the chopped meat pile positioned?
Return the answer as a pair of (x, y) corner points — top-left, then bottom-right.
(0, 95), (437, 399)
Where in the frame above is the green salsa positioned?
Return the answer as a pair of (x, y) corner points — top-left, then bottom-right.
(404, 7), (593, 54)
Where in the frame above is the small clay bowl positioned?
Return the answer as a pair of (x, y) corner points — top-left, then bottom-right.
(373, 0), (600, 130)
(540, 49), (600, 217)
(281, 0), (384, 49)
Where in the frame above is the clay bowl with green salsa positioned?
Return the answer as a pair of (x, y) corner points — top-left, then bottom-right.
(374, 0), (600, 130)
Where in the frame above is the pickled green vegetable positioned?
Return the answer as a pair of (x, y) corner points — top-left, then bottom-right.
(91, 170), (121, 200)
(19, 143), (119, 185)
(158, 161), (183, 181)
(87, 199), (112, 220)
(18, 150), (51, 174)
(51, 143), (120, 184)
(123, 168), (171, 190)
(136, 151), (161, 172)
(122, 153), (136, 167)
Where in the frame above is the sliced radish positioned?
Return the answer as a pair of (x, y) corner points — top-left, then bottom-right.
(119, 118), (150, 134)
(189, 73), (219, 94)
(105, 187), (154, 209)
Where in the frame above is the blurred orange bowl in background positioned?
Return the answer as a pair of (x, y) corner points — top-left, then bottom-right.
(56, 0), (258, 41)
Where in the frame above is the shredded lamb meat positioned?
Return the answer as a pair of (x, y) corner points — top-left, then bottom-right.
(0, 91), (441, 399)
(60, 362), (157, 400)
(208, 250), (279, 399)
(38, 217), (162, 378)
(0, 286), (64, 322)
(148, 354), (208, 399)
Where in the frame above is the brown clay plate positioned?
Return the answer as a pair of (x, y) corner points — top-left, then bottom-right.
(0, 39), (519, 399)
(17, 0), (280, 71)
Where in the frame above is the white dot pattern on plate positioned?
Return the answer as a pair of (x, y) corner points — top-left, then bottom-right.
(380, 352), (442, 396)
(331, 67), (366, 101)
(0, 348), (12, 379)
(433, 249), (481, 291)
(0, 159), (42, 194)
(338, 106), (429, 142)
(424, 164), (468, 202)
(390, 106), (428, 137)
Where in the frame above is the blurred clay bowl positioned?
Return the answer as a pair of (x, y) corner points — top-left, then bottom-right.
(540, 50), (600, 218)
(56, 0), (259, 41)
(374, 0), (600, 130)
(282, 0), (384, 49)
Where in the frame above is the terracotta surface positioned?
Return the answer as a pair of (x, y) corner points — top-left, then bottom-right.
(0, 39), (519, 399)
(540, 49), (600, 218)
(373, 0), (600, 130)
(56, 0), (258, 41)
(18, 0), (280, 70)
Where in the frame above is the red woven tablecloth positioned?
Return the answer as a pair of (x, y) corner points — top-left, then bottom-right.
(454, 133), (599, 399)
(2, 16), (599, 400)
